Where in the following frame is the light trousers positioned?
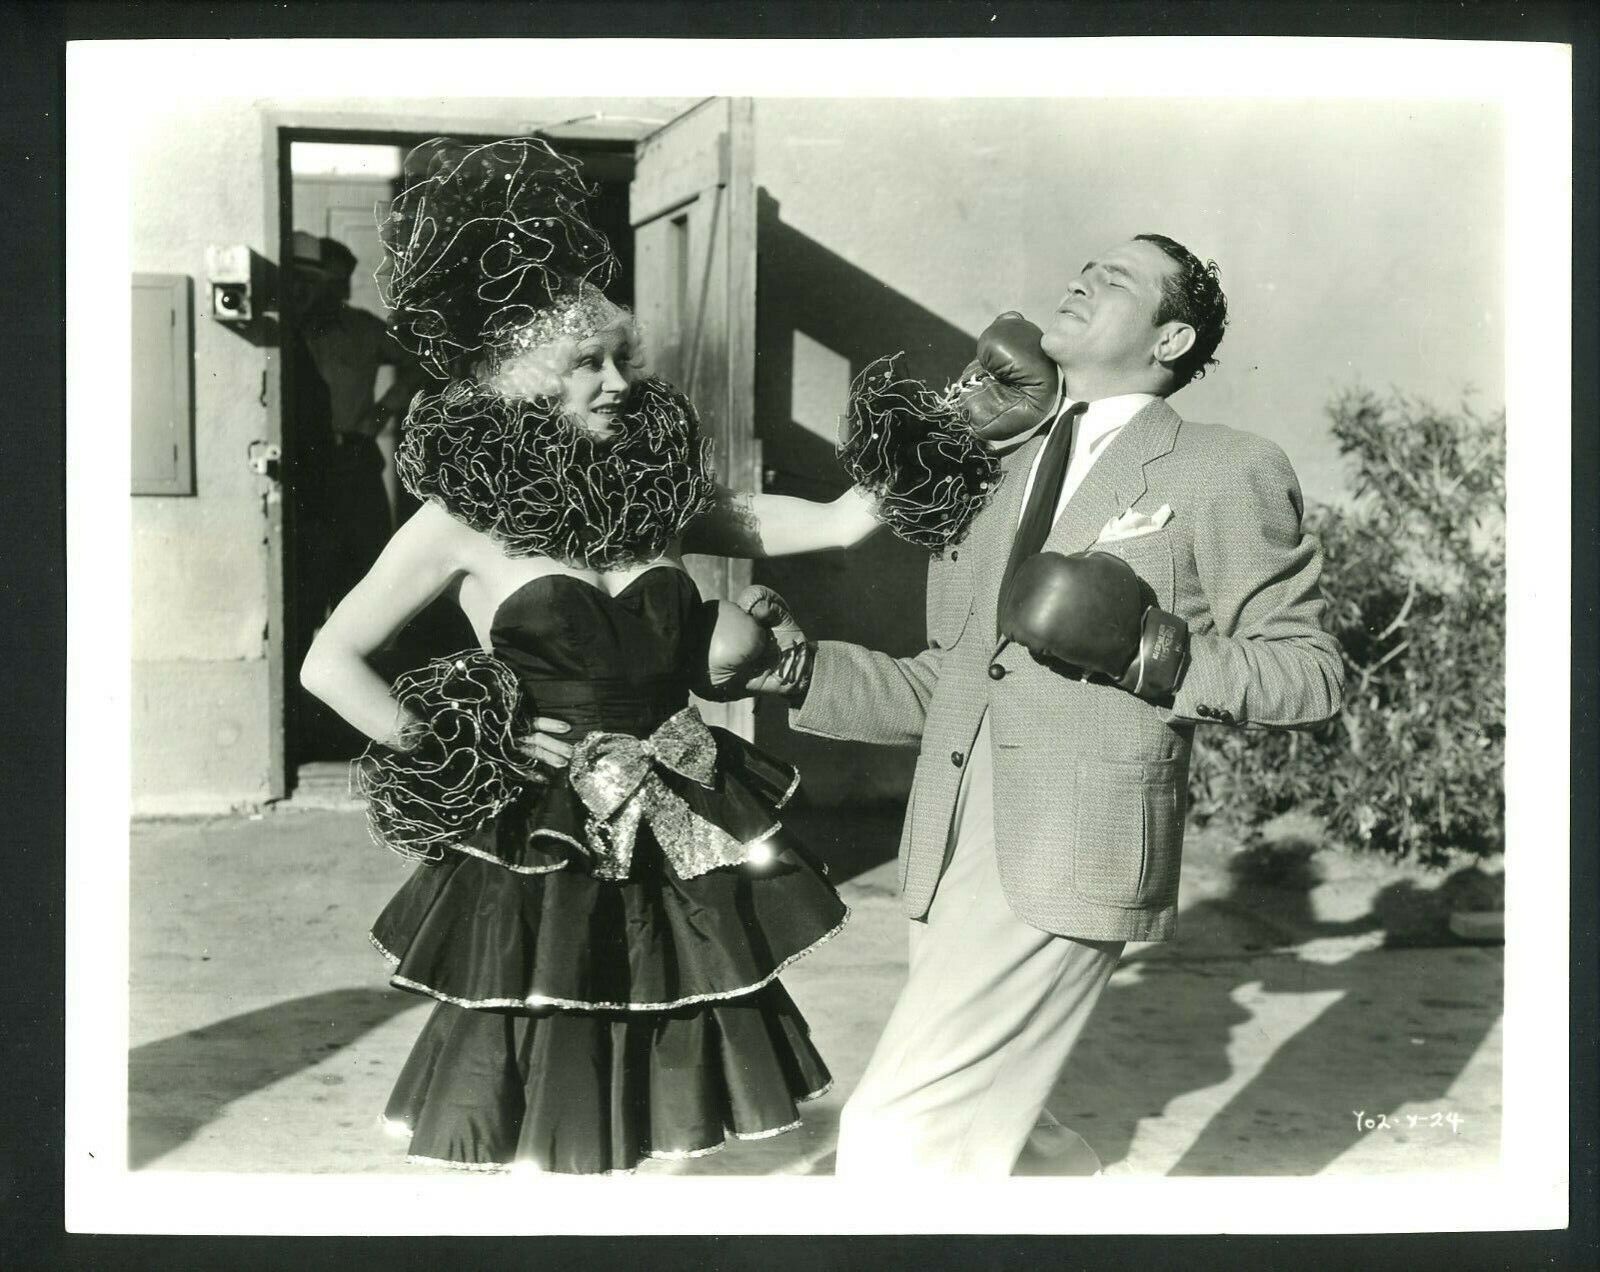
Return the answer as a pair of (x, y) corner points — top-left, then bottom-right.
(835, 714), (1123, 1177)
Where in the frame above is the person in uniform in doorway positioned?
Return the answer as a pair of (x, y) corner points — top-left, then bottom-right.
(289, 230), (426, 618)
(741, 234), (1346, 1176)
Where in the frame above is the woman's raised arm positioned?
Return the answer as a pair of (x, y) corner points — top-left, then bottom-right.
(299, 502), (466, 748)
(681, 484), (882, 559)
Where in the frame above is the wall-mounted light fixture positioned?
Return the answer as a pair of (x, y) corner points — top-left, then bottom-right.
(204, 244), (274, 325)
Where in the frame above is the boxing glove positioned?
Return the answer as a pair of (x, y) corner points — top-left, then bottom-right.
(954, 312), (1062, 443)
(736, 584), (815, 700)
(999, 551), (1190, 701)
(738, 583), (805, 647)
(695, 600), (780, 702)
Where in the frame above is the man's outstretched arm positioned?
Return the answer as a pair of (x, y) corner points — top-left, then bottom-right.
(788, 641), (944, 749)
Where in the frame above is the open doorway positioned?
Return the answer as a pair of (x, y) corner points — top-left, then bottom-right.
(279, 128), (638, 785)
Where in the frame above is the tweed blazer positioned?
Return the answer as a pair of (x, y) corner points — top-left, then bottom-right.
(793, 398), (1344, 942)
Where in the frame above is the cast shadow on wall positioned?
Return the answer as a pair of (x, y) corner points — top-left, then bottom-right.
(749, 191), (979, 865)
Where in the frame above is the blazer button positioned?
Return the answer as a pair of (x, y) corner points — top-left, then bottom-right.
(950, 550), (959, 562)
(951, 750), (964, 767)
(988, 662), (1006, 680)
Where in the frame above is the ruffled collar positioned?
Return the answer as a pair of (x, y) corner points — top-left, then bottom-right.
(397, 377), (718, 569)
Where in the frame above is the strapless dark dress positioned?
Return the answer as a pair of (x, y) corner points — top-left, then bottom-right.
(369, 567), (847, 1174)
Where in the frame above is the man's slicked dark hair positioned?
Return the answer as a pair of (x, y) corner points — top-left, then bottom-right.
(1134, 233), (1228, 388)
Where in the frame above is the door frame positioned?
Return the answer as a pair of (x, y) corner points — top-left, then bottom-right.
(260, 113), (626, 795)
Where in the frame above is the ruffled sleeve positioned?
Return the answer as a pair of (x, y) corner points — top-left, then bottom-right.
(352, 651), (534, 863)
(838, 355), (1001, 554)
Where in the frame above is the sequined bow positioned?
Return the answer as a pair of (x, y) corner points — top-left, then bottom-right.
(567, 707), (766, 881)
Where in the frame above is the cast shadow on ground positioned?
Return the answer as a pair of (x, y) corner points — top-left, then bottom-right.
(128, 986), (418, 1170)
(1055, 843), (1503, 1175)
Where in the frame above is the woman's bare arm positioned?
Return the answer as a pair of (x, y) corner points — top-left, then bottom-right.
(299, 502), (466, 749)
(681, 485), (881, 559)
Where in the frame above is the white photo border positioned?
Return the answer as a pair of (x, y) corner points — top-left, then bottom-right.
(66, 36), (1571, 1235)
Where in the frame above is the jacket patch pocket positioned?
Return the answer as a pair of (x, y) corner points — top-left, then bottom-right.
(1071, 757), (1182, 909)
(1098, 530), (1175, 613)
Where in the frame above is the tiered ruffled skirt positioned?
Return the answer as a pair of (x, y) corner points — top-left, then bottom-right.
(369, 730), (847, 1174)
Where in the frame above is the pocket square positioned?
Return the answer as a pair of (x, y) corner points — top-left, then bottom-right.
(1096, 503), (1173, 544)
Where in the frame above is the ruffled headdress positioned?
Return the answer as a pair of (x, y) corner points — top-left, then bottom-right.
(378, 137), (622, 381)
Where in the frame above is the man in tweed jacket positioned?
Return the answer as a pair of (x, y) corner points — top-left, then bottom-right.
(780, 235), (1344, 1175)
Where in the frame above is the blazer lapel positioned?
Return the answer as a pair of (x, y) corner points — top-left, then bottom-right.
(1041, 398), (1182, 556)
(988, 435), (1043, 542)
(970, 433), (1046, 631)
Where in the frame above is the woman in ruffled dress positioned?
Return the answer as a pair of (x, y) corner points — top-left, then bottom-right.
(299, 136), (1011, 1176)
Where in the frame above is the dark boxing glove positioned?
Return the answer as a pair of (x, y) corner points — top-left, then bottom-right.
(736, 584), (815, 700)
(999, 551), (1190, 701)
(695, 600), (780, 702)
(955, 312), (1062, 443)
(737, 584), (806, 651)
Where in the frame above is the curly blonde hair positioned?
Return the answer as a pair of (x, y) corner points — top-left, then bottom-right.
(476, 310), (646, 400)
(480, 310), (650, 403)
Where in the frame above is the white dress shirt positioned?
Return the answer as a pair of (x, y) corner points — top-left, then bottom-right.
(1008, 392), (1157, 529)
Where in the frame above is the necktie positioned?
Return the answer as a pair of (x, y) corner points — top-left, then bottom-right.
(998, 400), (1087, 625)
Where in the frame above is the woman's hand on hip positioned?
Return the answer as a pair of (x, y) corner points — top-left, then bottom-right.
(519, 717), (573, 771)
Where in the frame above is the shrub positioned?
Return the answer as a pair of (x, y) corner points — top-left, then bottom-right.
(1188, 388), (1505, 864)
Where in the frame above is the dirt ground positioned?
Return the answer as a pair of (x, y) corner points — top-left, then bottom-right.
(128, 797), (1502, 1177)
